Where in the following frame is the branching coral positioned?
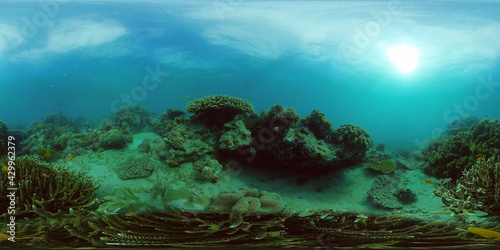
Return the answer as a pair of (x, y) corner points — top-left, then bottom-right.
(0, 156), (99, 219)
(433, 156), (500, 219)
(186, 95), (254, 125)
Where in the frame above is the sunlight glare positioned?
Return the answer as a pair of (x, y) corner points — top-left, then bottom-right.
(386, 45), (419, 74)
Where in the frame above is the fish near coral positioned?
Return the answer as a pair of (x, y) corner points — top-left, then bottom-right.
(425, 179), (434, 184)
(66, 157), (74, 162)
(476, 156), (482, 162)
(467, 227), (500, 238)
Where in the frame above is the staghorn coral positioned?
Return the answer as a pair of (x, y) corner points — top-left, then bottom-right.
(0, 156), (99, 219)
(300, 110), (334, 140)
(13, 208), (499, 248)
(186, 95), (254, 125)
(366, 159), (397, 174)
(433, 156), (500, 219)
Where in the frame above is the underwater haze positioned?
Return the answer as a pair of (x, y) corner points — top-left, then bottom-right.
(1, 0), (500, 150)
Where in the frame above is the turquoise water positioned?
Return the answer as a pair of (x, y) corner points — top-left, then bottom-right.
(1, 1), (498, 149)
(1, 0), (500, 248)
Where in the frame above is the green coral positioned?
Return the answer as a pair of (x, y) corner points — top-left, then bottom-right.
(300, 110), (334, 140)
(98, 129), (132, 150)
(186, 95), (254, 125)
(427, 118), (500, 179)
(0, 156), (99, 219)
(113, 154), (159, 180)
(366, 159), (396, 174)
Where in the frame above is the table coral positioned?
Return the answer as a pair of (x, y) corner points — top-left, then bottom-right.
(186, 95), (254, 125)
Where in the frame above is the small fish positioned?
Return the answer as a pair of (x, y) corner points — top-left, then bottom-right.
(467, 227), (500, 238)
(477, 156), (482, 162)
(3, 165), (9, 173)
(42, 173), (50, 177)
(491, 142), (494, 145)
(495, 132), (499, 136)
(186, 95), (190, 98)
(125, 211), (139, 217)
(45, 152), (51, 158)
(425, 179), (434, 184)
(66, 157), (74, 162)
(201, 94), (204, 96)
(32, 146), (40, 150)
(457, 128), (460, 130)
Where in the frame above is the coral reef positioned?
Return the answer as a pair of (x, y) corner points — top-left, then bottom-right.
(98, 129), (132, 150)
(161, 108), (186, 121)
(207, 188), (285, 215)
(243, 104), (300, 136)
(433, 156), (500, 219)
(186, 95), (254, 125)
(0, 120), (8, 156)
(112, 104), (160, 133)
(113, 154), (159, 180)
(0, 156), (99, 219)
(366, 159), (397, 174)
(300, 110), (334, 140)
(193, 156), (223, 182)
(218, 120), (253, 151)
(367, 175), (403, 209)
(329, 124), (371, 162)
(426, 118), (500, 179)
(395, 188), (417, 204)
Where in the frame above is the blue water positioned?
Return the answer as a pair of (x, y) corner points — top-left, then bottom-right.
(1, 0), (500, 151)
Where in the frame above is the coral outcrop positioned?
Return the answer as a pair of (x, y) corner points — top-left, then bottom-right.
(330, 124), (371, 162)
(98, 129), (132, 150)
(300, 110), (334, 140)
(426, 118), (500, 179)
(112, 104), (160, 133)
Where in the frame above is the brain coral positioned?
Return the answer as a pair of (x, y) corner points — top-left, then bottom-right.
(186, 95), (254, 125)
